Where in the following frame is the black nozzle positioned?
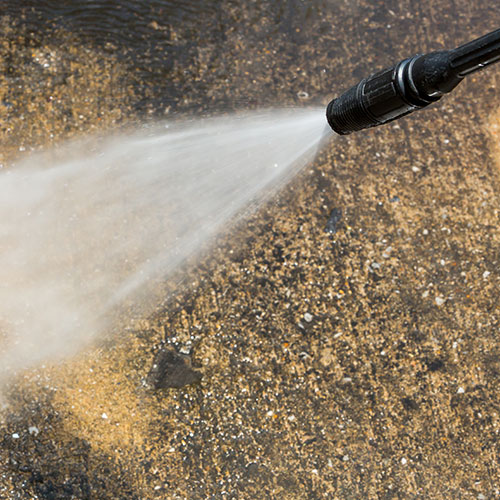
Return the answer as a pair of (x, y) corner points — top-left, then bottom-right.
(326, 28), (500, 135)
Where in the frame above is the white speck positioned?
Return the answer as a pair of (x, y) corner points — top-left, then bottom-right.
(287, 415), (296, 422)
(452, 342), (458, 349)
(371, 262), (381, 269)
(343, 455), (349, 461)
(401, 457), (407, 465)
(273, 163), (278, 168)
(422, 229), (429, 235)
(333, 332), (342, 339)
(440, 259), (445, 266)
(342, 377), (352, 383)
(382, 246), (392, 259)
(435, 296), (445, 306)
(483, 271), (490, 279)
(12, 433), (20, 439)
(412, 166), (420, 173)
(312, 469), (319, 475)
(422, 290), (429, 298)
(477, 493), (486, 500)
(327, 458), (333, 467)
(154, 486), (162, 491)
(380, 351), (386, 356)
(101, 412), (108, 419)
(168, 447), (175, 452)
(266, 410), (274, 417)
(304, 313), (313, 323)
(457, 387), (465, 394)
(28, 426), (39, 436)
(443, 138), (450, 144)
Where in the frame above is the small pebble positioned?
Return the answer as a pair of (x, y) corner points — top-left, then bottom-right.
(457, 387), (465, 394)
(382, 246), (392, 259)
(12, 433), (20, 439)
(101, 412), (108, 419)
(147, 347), (202, 389)
(304, 312), (313, 323)
(401, 457), (407, 465)
(482, 271), (490, 278)
(325, 208), (342, 234)
(435, 296), (445, 306)
(28, 426), (39, 436)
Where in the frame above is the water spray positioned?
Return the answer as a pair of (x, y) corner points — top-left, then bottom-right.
(326, 28), (500, 134)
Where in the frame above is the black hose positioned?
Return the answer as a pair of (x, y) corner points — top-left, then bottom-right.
(326, 28), (500, 135)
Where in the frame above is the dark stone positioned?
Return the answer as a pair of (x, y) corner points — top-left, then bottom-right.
(401, 397), (419, 411)
(409, 329), (426, 343)
(272, 246), (285, 264)
(303, 436), (317, 446)
(426, 358), (445, 372)
(325, 207), (342, 233)
(244, 462), (260, 478)
(148, 347), (202, 390)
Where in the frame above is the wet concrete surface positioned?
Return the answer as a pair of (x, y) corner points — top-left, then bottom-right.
(1, 1), (500, 498)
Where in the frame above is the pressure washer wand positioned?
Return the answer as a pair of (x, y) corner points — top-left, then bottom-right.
(326, 28), (500, 134)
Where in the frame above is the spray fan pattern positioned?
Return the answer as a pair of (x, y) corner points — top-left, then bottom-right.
(0, 108), (327, 382)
